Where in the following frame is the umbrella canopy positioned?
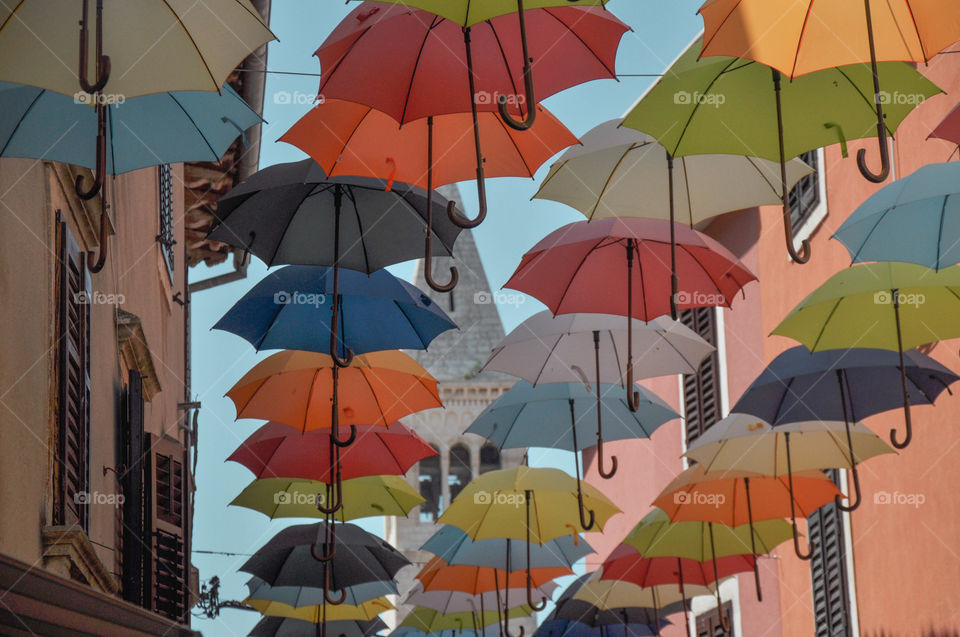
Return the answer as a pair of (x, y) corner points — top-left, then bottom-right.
(416, 556), (570, 594)
(601, 548), (755, 589)
(533, 118), (814, 222)
(0, 0), (274, 97)
(280, 99), (578, 190)
(369, 0), (609, 25)
(214, 266), (456, 354)
(229, 475), (425, 520)
(240, 522), (410, 589)
(483, 312), (713, 386)
(315, 3), (627, 125)
(536, 619), (661, 637)
(832, 162), (960, 270)
(465, 380), (678, 450)
(401, 606), (533, 633)
(571, 577), (714, 611)
(246, 577), (396, 609)
(245, 597), (394, 622)
(206, 160), (463, 270)
(228, 422), (438, 482)
(250, 617), (386, 637)
(226, 350), (441, 431)
(929, 102), (960, 146)
(550, 600), (680, 628)
(437, 466), (621, 542)
(404, 581), (559, 614)
(421, 526), (592, 569)
(0, 82), (261, 174)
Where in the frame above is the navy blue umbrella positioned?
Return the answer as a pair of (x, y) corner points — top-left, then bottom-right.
(214, 266), (456, 355)
(733, 346), (958, 510)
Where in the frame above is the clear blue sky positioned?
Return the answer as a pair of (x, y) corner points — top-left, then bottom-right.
(190, 3), (704, 635)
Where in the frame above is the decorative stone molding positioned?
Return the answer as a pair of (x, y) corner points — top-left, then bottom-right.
(41, 525), (118, 595)
(116, 310), (162, 401)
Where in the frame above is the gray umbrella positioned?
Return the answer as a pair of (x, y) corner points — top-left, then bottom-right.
(245, 576), (397, 608)
(250, 617), (386, 637)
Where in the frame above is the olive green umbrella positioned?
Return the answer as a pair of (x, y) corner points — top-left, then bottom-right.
(622, 38), (941, 264)
(773, 262), (960, 449)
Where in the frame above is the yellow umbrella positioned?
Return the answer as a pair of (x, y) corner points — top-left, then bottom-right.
(572, 575), (715, 610)
(244, 596), (394, 622)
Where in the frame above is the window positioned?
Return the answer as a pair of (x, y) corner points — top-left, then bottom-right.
(146, 435), (189, 623)
(419, 450), (441, 522)
(448, 444), (472, 503)
(788, 150), (821, 233)
(680, 308), (721, 446)
(55, 213), (91, 530)
(808, 469), (853, 637)
(479, 444), (501, 474)
(158, 164), (175, 279)
(696, 601), (734, 637)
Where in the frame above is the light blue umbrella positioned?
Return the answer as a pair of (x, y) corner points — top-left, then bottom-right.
(421, 526), (592, 570)
(0, 81), (261, 174)
(833, 161), (960, 270)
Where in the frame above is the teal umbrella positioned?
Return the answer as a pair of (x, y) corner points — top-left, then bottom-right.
(833, 161), (960, 270)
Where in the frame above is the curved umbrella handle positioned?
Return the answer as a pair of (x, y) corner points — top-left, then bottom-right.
(591, 331), (617, 478)
(568, 399), (596, 531)
(497, 0), (537, 131)
(785, 432), (814, 561)
(310, 537), (336, 562)
(576, 490), (596, 531)
(772, 69), (811, 265)
(423, 126), (459, 292)
(76, 103), (108, 201)
(450, 27), (488, 229)
(523, 491), (547, 611)
(317, 472), (344, 515)
(835, 371), (863, 512)
(891, 289), (913, 449)
(87, 198), (109, 273)
(858, 0), (891, 184)
(78, 0), (111, 95)
(330, 424), (357, 448)
(329, 193), (355, 368)
(595, 435), (618, 479)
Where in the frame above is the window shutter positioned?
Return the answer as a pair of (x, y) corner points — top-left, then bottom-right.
(55, 213), (91, 530)
(680, 307), (721, 446)
(696, 601), (733, 637)
(158, 164), (176, 279)
(120, 370), (147, 606)
(808, 469), (852, 637)
(145, 434), (189, 622)
(789, 150), (821, 232)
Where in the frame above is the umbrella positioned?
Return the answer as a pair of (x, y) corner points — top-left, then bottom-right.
(244, 598), (393, 622)
(227, 422), (438, 482)
(483, 312), (713, 387)
(533, 119), (813, 314)
(929, 101), (960, 147)
(699, 0), (960, 182)
(279, 100), (577, 290)
(416, 556), (571, 594)
(315, 2), (627, 228)
(246, 576), (395, 608)
(207, 161), (464, 364)
(505, 217), (755, 414)
(684, 413), (895, 559)
(732, 345), (958, 507)
(401, 605), (532, 634)
(404, 581), (560, 614)
(421, 526), (592, 570)
(465, 380), (677, 522)
(229, 475), (425, 520)
(550, 600), (679, 630)
(214, 265), (456, 354)
(772, 262), (960, 448)
(622, 39), (940, 263)
(571, 577), (711, 636)
(250, 617), (386, 637)
(650, 465), (840, 597)
(536, 618), (661, 637)
(833, 162), (960, 270)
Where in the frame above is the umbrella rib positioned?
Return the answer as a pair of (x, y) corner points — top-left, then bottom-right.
(106, 103), (118, 175)
(346, 185), (374, 273)
(835, 66), (897, 137)
(790, 0), (817, 79)
(937, 194), (949, 270)
(393, 299), (430, 349)
(359, 367), (389, 426)
(552, 238), (605, 314)
(543, 7), (618, 78)
(500, 108), (538, 177)
(167, 92), (219, 158)
(399, 16), (439, 125)
(253, 286), (296, 350)
(698, 0), (743, 57)
(0, 87), (43, 156)
(811, 298), (844, 352)
(680, 156), (695, 226)
(590, 143), (642, 220)
(330, 105), (376, 176)
(606, 328), (626, 387)
(744, 155), (782, 205)
(902, 0), (929, 62)
(0, 1), (27, 38)
(670, 57), (743, 157)
(531, 333), (564, 386)
(159, 0), (220, 91)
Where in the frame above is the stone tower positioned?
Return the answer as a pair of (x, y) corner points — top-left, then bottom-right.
(385, 185), (531, 632)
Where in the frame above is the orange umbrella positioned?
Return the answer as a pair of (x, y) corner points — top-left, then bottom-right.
(280, 99), (577, 292)
(698, 0), (960, 182)
(416, 556), (570, 594)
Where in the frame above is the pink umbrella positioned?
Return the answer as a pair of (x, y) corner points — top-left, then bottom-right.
(505, 217), (755, 475)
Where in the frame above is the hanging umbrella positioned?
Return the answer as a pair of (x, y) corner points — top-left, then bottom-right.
(228, 422), (438, 483)
(536, 618), (662, 637)
(833, 162), (960, 270)
(244, 598), (394, 622)
(533, 119), (813, 314)
(505, 218), (755, 414)
(929, 101), (960, 147)
(416, 556), (571, 594)
(698, 0), (960, 182)
(229, 475), (425, 520)
(650, 465), (840, 598)
(684, 413), (895, 559)
(315, 2), (627, 229)
(570, 576), (709, 637)
(246, 576), (396, 609)
(250, 616), (386, 637)
(622, 38), (941, 263)
(404, 581), (560, 614)
(772, 262), (960, 448)
(732, 345), (958, 508)
(279, 100), (577, 290)
(400, 605), (532, 635)
(465, 380), (677, 518)
(421, 526), (592, 571)
(214, 265), (456, 354)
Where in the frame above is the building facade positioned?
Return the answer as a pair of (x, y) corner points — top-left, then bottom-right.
(581, 50), (960, 637)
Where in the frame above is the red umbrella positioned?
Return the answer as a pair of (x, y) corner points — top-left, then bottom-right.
(227, 421), (438, 482)
(929, 101), (960, 148)
(505, 217), (755, 472)
(315, 1), (628, 229)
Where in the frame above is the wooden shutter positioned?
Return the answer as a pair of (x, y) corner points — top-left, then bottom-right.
(680, 307), (721, 446)
(696, 601), (733, 637)
(145, 434), (189, 622)
(120, 370), (147, 606)
(808, 469), (852, 637)
(55, 213), (91, 530)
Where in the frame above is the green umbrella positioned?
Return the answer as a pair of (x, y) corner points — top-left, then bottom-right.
(773, 262), (960, 449)
(622, 38), (941, 264)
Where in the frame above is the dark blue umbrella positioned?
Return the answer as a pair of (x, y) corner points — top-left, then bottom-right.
(250, 616), (386, 637)
(733, 346), (958, 510)
(214, 266), (456, 355)
(420, 526), (592, 570)
(535, 619), (662, 637)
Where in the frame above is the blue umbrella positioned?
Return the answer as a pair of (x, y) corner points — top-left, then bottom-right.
(733, 345), (958, 510)
(465, 380), (677, 529)
(214, 266), (456, 355)
(421, 526), (592, 570)
(832, 161), (960, 270)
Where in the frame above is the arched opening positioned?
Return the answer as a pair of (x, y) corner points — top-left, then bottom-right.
(480, 444), (501, 475)
(448, 444), (472, 504)
(418, 447), (441, 522)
